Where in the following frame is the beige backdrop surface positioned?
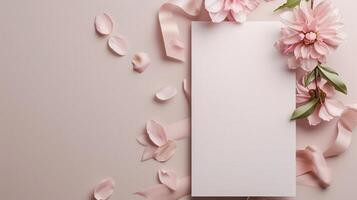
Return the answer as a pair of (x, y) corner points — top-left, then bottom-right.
(1, 0), (357, 200)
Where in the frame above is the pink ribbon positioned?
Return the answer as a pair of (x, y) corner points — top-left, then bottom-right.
(159, 0), (203, 61)
(296, 104), (357, 188)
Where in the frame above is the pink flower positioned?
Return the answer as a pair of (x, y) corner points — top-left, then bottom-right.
(276, 0), (345, 71)
(296, 78), (344, 126)
(205, 0), (260, 23)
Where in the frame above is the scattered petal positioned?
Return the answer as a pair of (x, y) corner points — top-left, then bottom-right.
(141, 146), (157, 161)
(132, 53), (151, 73)
(158, 169), (178, 190)
(93, 178), (115, 200)
(108, 35), (128, 56)
(136, 133), (150, 146)
(155, 86), (177, 101)
(154, 140), (176, 162)
(95, 13), (114, 35)
(146, 120), (168, 147)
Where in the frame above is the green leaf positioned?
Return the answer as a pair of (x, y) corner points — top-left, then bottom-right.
(291, 98), (319, 120)
(274, 0), (301, 11)
(318, 66), (347, 95)
(304, 69), (317, 86)
(319, 65), (339, 75)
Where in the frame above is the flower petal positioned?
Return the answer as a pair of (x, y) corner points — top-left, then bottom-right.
(158, 169), (178, 190)
(146, 120), (168, 147)
(231, 11), (247, 23)
(205, 0), (225, 13)
(325, 99), (345, 117)
(209, 10), (229, 23)
(132, 53), (151, 73)
(154, 140), (176, 162)
(319, 104), (334, 121)
(141, 146), (157, 161)
(108, 35), (128, 56)
(308, 108), (322, 126)
(95, 13), (114, 35)
(155, 86), (177, 101)
(93, 178), (115, 200)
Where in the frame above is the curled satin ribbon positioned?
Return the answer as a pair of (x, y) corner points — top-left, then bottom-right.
(296, 104), (357, 188)
(159, 0), (203, 61)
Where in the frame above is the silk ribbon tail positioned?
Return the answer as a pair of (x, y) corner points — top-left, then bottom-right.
(159, 0), (203, 61)
(324, 105), (357, 157)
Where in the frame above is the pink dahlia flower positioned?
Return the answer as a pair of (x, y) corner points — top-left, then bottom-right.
(205, 0), (261, 23)
(297, 78), (344, 126)
(276, 0), (345, 71)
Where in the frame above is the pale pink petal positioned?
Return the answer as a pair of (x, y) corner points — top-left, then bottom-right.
(155, 86), (177, 101)
(231, 11), (247, 23)
(300, 58), (318, 71)
(95, 13), (114, 35)
(108, 35), (128, 56)
(132, 53), (151, 73)
(93, 178), (115, 200)
(209, 10), (229, 23)
(308, 108), (322, 126)
(314, 41), (330, 55)
(136, 133), (151, 146)
(146, 120), (168, 147)
(158, 169), (178, 190)
(324, 99), (345, 117)
(319, 104), (334, 121)
(321, 83), (335, 97)
(205, 0), (225, 13)
(154, 140), (176, 162)
(287, 56), (300, 69)
(142, 146), (157, 161)
(296, 94), (310, 104)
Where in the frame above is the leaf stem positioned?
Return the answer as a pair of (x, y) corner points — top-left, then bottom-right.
(311, 0), (314, 9)
(314, 67), (321, 103)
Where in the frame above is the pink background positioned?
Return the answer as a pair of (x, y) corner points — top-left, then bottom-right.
(0, 0), (357, 199)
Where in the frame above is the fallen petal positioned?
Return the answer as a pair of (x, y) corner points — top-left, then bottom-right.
(94, 13), (114, 35)
(146, 120), (168, 147)
(132, 53), (151, 73)
(142, 146), (157, 161)
(108, 35), (128, 56)
(136, 133), (151, 146)
(155, 86), (177, 101)
(158, 169), (178, 190)
(154, 140), (176, 162)
(93, 178), (115, 200)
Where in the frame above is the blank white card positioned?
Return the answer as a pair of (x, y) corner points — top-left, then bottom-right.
(191, 22), (296, 197)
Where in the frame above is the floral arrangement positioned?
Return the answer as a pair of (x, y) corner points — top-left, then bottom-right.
(275, 0), (347, 125)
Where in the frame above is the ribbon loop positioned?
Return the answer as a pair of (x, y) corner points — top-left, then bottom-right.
(159, 0), (203, 61)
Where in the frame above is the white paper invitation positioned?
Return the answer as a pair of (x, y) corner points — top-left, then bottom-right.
(191, 22), (296, 197)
